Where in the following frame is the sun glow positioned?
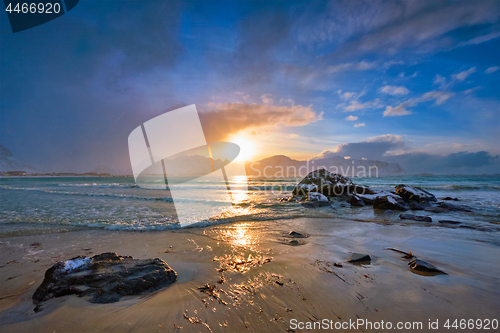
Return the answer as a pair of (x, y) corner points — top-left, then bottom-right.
(231, 137), (255, 161)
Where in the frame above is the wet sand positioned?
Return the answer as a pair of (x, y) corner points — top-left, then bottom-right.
(0, 218), (499, 332)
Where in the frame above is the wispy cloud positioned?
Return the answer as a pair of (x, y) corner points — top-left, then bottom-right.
(434, 67), (476, 89)
(345, 115), (358, 121)
(327, 61), (376, 73)
(380, 85), (409, 95)
(485, 66), (499, 74)
(354, 123), (365, 128)
(452, 67), (476, 82)
(344, 99), (383, 112)
(384, 91), (454, 116)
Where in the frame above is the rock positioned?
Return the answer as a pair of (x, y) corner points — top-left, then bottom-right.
(424, 206), (450, 213)
(399, 214), (432, 222)
(438, 220), (460, 225)
(408, 259), (446, 274)
(308, 192), (329, 202)
(33, 252), (177, 304)
(437, 202), (471, 212)
(347, 253), (371, 263)
(349, 195), (365, 207)
(292, 169), (353, 197)
(302, 192), (330, 208)
(441, 197), (459, 201)
(409, 201), (427, 210)
(395, 184), (437, 203)
(382, 210), (396, 221)
(373, 195), (407, 211)
(286, 231), (308, 238)
(349, 184), (377, 195)
(302, 201), (330, 208)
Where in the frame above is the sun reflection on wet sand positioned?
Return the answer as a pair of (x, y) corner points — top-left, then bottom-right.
(212, 222), (262, 251)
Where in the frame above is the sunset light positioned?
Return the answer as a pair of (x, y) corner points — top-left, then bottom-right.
(231, 136), (255, 161)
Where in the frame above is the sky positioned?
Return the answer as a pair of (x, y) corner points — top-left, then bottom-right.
(0, 0), (499, 174)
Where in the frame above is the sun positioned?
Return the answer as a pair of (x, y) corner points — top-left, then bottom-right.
(231, 137), (255, 161)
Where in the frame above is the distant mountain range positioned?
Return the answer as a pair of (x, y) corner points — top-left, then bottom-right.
(0, 144), (39, 173)
(245, 152), (405, 178)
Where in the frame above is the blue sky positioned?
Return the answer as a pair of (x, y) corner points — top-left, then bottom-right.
(0, 0), (499, 173)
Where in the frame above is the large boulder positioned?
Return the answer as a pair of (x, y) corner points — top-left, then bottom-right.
(373, 195), (407, 211)
(395, 184), (437, 203)
(292, 169), (352, 197)
(33, 252), (177, 304)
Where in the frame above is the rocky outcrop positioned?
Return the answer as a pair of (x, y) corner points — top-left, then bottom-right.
(436, 202), (471, 212)
(395, 184), (437, 203)
(373, 195), (407, 211)
(349, 194), (365, 207)
(33, 252), (177, 305)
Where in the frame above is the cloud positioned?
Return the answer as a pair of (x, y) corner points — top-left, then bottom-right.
(452, 67), (476, 82)
(199, 103), (322, 141)
(354, 123), (365, 128)
(345, 115), (358, 121)
(308, 0), (500, 58)
(386, 151), (500, 174)
(485, 66), (499, 74)
(399, 72), (419, 79)
(337, 90), (358, 100)
(383, 105), (412, 117)
(344, 99), (383, 112)
(327, 61), (376, 73)
(332, 135), (500, 174)
(384, 91), (454, 116)
(333, 134), (405, 160)
(380, 85), (409, 95)
(261, 94), (274, 105)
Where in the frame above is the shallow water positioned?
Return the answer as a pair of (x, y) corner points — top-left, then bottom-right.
(0, 174), (499, 235)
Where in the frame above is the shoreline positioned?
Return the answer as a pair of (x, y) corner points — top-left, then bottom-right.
(1, 218), (499, 332)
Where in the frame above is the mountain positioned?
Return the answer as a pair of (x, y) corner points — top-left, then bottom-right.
(0, 144), (39, 173)
(246, 153), (405, 178)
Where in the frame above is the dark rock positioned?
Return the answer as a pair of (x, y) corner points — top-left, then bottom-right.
(301, 192), (330, 208)
(409, 201), (427, 210)
(437, 202), (471, 212)
(424, 206), (450, 213)
(33, 252), (177, 304)
(399, 214), (432, 222)
(438, 220), (461, 225)
(408, 259), (446, 275)
(292, 169), (352, 197)
(349, 195), (365, 207)
(349, 184), (377, 195)
(287, 231), (308, 238)
(441, 197), (459, 201)
(382, 209), (396, 221)
(395, 184), (437, 203)
(459, 225), (476, 230)
(347, 253), (371, 263)
(373, 195), (407, 211)
(302, 201), (330, 208)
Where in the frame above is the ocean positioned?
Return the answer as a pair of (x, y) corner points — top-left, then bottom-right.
(0, 175), (499, 236)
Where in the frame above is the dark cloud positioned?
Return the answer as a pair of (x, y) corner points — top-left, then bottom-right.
(332, 135), (500, 174)
(333, 134), (405, 160)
